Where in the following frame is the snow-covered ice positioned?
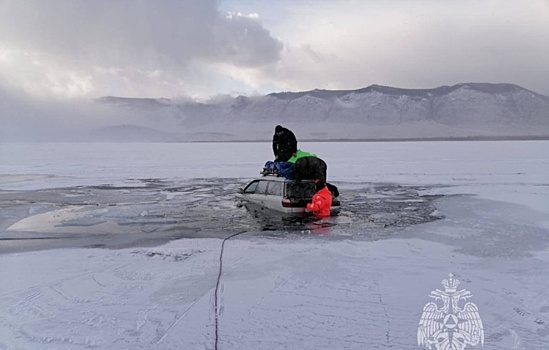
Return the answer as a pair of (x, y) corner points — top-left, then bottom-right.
(0, 141), (548, 349)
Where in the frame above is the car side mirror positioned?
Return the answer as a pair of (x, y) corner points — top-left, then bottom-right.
(238, 188), (244, 194)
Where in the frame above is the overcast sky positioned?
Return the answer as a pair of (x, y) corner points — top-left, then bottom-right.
(1, 0), (548, 101)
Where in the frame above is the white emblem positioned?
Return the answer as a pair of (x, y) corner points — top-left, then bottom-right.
(418, 274), (484, 349)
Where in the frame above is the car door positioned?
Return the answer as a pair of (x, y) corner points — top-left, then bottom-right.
(264, 180), (284, 211)
(242, 180), (261, 204)
(253, 180), (269, 207)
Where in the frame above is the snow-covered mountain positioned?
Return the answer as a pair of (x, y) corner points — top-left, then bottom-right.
(95, 83), (549, 142)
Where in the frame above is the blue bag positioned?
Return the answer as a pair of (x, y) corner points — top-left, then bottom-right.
(263, 161), (295, 179)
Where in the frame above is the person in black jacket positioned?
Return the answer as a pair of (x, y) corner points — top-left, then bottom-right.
(272, 125), (297, 162)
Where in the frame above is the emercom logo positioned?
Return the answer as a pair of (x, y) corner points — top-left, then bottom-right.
(418, 274), (484, 349)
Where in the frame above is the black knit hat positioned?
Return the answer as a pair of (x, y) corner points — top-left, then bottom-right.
(275, 125), (283, 133)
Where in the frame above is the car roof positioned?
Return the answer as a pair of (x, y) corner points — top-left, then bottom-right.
(254, 176), (314, 183)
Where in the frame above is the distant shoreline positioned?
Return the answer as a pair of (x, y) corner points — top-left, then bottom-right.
(186, 135), (549, 143)
(2, 135), (549, 143)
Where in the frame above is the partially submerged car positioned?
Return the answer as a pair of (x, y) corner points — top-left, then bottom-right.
(236, 175), (340, 215)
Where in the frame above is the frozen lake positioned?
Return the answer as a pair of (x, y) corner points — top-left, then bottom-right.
(1, 141), (547, 191)
(1, 141), (548, 349)
(1, 140), (544, 251)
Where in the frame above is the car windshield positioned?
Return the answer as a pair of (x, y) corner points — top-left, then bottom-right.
(285, 182), (316, 200)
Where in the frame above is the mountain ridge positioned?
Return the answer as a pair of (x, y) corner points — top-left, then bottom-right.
(91, 82), (549, 142)
(266, 82), (549, 101)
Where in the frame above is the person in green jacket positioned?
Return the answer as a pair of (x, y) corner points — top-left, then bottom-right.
(287, 149), (317, 163)
(294, 156), (327, 183)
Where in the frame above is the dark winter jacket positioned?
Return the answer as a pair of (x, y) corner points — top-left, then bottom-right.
(294, 156), (327, 183)
(306, 185), (332, 218)
(272, 127), (297, 162)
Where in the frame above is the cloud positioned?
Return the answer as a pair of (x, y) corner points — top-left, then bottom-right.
(1, 0), (548, 103)
(215, 12), (283, 67)
(238, 0), (549, 96)
(0, 0), (283, 98)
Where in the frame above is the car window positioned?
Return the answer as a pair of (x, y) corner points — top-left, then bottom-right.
(243, 181), (259, 194)
(255, 180), (269, 195)
(285, 182), (316, 199)
(266, 181), (283, 196)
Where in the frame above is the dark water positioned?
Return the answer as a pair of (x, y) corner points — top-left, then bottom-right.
(0, 178), (443, 253)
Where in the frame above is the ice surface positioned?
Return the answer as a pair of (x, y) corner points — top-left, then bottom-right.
(0, 141), (548, 349)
